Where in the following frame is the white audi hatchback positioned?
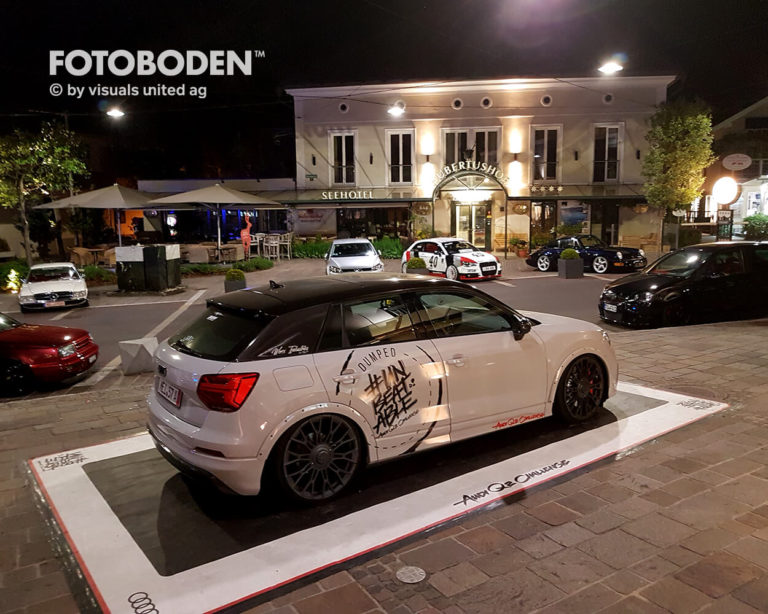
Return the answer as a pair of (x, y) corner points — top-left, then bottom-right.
(401, 237), (501, 281)
(148, 275), (617, 502)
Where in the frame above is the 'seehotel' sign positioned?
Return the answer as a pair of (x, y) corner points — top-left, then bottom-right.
(435, 160), (509, 185)
(321, 190), (374, 200)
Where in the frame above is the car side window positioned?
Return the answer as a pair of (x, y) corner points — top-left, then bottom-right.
(422, 242), (438, 254)
(708, 249), (745, 277)
(343, 295), (418, 347)
(415, 292), (514, 337)
(240, 305), (328, 360)
(752, 247), (768, 272)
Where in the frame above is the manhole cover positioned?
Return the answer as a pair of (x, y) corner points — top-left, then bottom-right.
(396, 566), (426, 584)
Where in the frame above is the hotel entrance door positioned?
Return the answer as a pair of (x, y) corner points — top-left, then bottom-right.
(454, 203), (491, 249)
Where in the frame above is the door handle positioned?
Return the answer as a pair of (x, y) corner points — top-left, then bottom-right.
(446, 355), (466, 367)
(332, 369), (359, 384)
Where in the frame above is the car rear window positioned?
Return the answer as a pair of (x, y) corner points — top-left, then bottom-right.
(169, 307), (274, 361)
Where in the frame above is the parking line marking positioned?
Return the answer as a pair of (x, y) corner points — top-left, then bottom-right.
(50, 311), (70, 321)
(585, 274), (616, 282)
(493, 280), (516, 288)
(74, 289), (207, 388)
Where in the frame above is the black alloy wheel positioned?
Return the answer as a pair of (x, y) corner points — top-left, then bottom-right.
(0, 361), (34, 397)
(661, 301), (691, 328)
(554, 355), (605, 423)
(275, 414), (362, 502)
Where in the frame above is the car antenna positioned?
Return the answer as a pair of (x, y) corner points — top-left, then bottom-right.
(269, 280), (284, 289)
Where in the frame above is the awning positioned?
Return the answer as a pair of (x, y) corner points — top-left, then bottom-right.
(248, 187), (430, 205)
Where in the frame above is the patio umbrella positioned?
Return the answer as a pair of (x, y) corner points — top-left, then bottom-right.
(147, 183), (283, 254)
(33, 184), (153, 246)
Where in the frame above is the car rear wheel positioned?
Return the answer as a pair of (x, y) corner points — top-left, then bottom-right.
(554, 355), (605, 423)
(446, 265), (459, 280)
(661, 301), (691, 328)
(274, 414), (363, 503)
(537, 255), (553, 272)
(401, 262), (409, 273)
(592, 256), (609, 274)
(0, 360), (34, 396)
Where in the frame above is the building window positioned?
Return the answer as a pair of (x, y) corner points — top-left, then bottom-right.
(474, 129), (498, 165)
(532, 127), (559, 181)
(736, 158), (768, 181)
(331, 132), (355, 185)
(444, 130), (468, 165)
(444, 129), (499, 166)
(593, 125), (621, 183)
(388, 131), (413, 184)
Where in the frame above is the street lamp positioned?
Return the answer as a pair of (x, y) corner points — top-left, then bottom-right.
(106, 107), (125, 118)
(598, 61), (623, 75)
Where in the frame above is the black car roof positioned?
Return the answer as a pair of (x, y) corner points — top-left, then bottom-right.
(207, 274), (468, 316)
(677, 241), (767, 251)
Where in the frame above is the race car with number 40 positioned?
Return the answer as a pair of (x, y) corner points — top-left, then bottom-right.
(401, 237), (501, 281)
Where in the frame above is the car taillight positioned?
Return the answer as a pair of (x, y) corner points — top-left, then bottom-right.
(460, 257), (476, 265)
(197, 373), (259, 412)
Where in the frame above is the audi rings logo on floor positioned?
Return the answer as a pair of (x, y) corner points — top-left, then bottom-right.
(128, 592), (159, 614)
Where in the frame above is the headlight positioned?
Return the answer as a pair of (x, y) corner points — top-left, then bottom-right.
(57, 342), (77, 358)
(19, 295), (35, 304)
(639, 249), (646, 257)
(630, 291), (655, 303)
(616, 252), (623, 260)
(373, 263), (383, 271)
(329, 265), (342, 273)
(73, 290), (87, 299)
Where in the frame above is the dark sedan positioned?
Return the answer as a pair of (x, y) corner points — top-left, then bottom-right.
(0, 313), (99, 395)
(598, 242), (768, 328)
(526, 235), (647, 273)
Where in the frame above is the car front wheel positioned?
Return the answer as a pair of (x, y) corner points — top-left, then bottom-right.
(446, 265), (459, 280)
(537, 255), (553, 272)
(0, 360), (34, 396)
(591, 256), (609, 274)
(554, 355), (605, 423)
(274, 414), (363, 503)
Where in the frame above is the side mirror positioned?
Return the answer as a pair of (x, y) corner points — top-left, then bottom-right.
(324, 252), (329, 259)
(378, 249), (382, 256)
(78, 269), (85, 276)
(512, 316), (532, 341)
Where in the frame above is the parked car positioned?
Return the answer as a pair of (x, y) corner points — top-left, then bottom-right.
(148, 274), (617, 503)
(325, 238), (384, 275)
(401, 237), (501, 280)
(526, 235), (647, 273)
(599, 242), (768, 328)
(18, 262), (88, 312)
(0, 313), (99, 395)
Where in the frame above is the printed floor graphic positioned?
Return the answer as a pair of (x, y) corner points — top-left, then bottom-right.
(29, 382), (728, 614)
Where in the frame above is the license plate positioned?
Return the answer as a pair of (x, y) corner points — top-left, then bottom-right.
(481, 266), (496, 272)
(45, 301), (65, 308)
(157, 379), (182, 407)
(604, 303), (618, 312)
(88, 354), (96, 364)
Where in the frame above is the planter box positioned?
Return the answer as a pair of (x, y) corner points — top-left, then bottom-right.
(558, 258), (584, 279)
(407, 268), (429, 275)
(224, 278), (247, 292)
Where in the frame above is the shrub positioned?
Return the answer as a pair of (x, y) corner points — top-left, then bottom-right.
(225, 268), (246, 281)
(559, 248), (580, 260)
(181, 263), (222, 276)
(679, 226), (703, 247)
(372, 236), (404, 259)
(1, 259), (29, 291)
(292, 239), (331, 258)
(744, 213), (768, 240)
(530, 232), (554, 248)
(555, 223), (582, 237)
(406, 257), (427, 269)
(231, 257), (274, 272)
(83, 265), (116, 283)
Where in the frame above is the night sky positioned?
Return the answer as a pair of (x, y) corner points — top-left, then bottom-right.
(2, 0), (767, 183)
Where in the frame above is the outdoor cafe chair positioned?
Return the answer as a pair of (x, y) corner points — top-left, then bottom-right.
(278, 232), (293, 259)
(263, 234), (280, 260)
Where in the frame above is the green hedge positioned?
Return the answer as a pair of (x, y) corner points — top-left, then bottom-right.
(83, 265), (116, 283)
(225, 268), (246, 281)
(372, 236), (404, 259)
(292, 239), (332, 259)
(560, 248), (580, 260)
(181, 263), (222, 276)
(230, 257), (274, 272)
(744, 213), (768, 240)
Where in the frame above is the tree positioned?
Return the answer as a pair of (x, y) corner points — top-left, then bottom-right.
(642, 100), (716, 210)
(0, 122), (88, 267)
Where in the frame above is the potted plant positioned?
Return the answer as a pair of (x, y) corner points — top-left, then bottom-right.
(405, 257), (428, 275)
(558, 248), (584, 279)
(515, 239), (528, 258)
(224, 267), (247, 292)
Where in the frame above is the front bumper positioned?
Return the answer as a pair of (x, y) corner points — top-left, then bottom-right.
(598, 299), (655, 327)
(609, 257), (647, 271)
(31, 345), (99, 382)
(19, 297), (88, 310)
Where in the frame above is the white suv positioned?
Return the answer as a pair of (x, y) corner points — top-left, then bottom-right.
(148, 275), (617, 503)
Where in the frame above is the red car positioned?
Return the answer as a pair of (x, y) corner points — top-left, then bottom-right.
(0, 313), (99, 395)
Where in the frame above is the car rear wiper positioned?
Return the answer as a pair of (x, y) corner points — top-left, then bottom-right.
(172, 340), (205, 358)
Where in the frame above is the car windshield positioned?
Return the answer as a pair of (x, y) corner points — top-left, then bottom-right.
(646, 249), (709, 278)
(442, 241), (477, 254)
(0, 313), (21, 332)
(579, 235), (607, 248)
(331, 242), (375, 257)
(27, 267), (78, 283)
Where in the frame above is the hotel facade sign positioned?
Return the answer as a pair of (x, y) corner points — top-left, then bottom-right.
(321, 190), (375, 200)
(435, 160), (509, 186)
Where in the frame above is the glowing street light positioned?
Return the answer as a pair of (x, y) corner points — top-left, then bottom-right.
(106, 107), (125, 118)
(598, 61), (623, 75)
(387, 101), (405, 117)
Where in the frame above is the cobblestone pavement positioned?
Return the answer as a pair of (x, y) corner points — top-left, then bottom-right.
(2, 264), (768, 613)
